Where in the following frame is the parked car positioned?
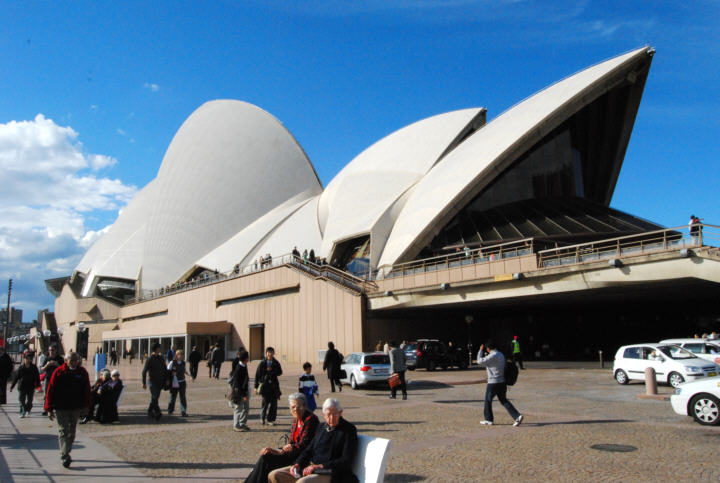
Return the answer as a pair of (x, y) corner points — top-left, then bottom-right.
(415, 339), (468, 371)
(671, 376), (720, 426)
(340, 352), (391, 389)
(659, 338), (720, 364)
(613, 343), (720, 388)
(403, 342), (418, 370)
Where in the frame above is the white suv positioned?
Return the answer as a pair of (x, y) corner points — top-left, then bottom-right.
(659, 339), (720, 364)
(613, 343), (720, 388)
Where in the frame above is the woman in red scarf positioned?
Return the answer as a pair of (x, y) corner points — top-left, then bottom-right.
(245, 392), (319, 483)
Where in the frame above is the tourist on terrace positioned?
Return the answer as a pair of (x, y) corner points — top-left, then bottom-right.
(245, 392), (319, 483)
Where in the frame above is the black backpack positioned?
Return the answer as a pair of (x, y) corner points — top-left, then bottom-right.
(504, 359), (519, 386)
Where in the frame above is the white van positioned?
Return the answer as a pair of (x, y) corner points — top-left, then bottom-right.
(659, 338), (720, 364)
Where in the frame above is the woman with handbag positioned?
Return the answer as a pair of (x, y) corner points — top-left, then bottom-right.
(389, 341), (407, 400)
(245, 392), (319, 483)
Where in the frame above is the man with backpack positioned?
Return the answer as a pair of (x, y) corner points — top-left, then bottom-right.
(477, 340), (523, 427)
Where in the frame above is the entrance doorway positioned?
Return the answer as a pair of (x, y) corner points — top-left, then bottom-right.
(249, 324), (265, 361)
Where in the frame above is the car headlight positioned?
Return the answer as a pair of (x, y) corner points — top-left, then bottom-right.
(685, 366), (702, 375)
(674, 387), (682, 395)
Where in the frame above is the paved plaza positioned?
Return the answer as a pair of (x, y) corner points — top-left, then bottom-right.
(1, 360), (719, 482)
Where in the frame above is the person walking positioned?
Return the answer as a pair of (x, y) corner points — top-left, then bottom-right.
(10, 353), (41, 417)
(0, 346), (13, 405)
(142, 343), (168, 420)
(255, 346), (282, 425)
(230, 349), (250, 431)
(322, 342), (343, 393)
(511, 336), (524, 370)
(188, 346), (202, 380)
(388, 341), (407, 400)
(477, 340), (523, 427)
(40, 345), (64, 415)
(44, 351), (91, 468)
(167, 349), (189, 416)
(211, 343), (225, 379)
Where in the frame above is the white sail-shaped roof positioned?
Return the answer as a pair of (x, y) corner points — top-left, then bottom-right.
(77, 100), (322, 293)
(378, 47), (654, 267)
(318, 108), (486, 264)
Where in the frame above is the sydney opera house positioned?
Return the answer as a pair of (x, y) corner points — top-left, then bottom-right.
(44, 47), (720, 362)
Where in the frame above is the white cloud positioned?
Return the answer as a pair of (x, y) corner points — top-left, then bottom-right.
(0, 114), (137, 318)
(117, 128), (126, 136)
(143, 82), (160, 92)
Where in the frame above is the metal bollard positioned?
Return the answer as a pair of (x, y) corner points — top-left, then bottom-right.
(598, 350), (603, 368)
(645, 367), (658, 395)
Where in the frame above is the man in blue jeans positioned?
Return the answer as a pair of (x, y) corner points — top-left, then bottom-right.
(142, 343), (167, 420)
(477, 340), (523, 426)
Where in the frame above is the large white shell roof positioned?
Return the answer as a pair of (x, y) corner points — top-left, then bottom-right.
(74, 48), (654, 294)
(378, 47), (654, 267)
(77, 100), (322, 293)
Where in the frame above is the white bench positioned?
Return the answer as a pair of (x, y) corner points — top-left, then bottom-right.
(353, 434), (392, 483)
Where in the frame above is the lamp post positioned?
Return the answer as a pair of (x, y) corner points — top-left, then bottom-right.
(465, 315), (474, 366)
(4, 279), (11, 348)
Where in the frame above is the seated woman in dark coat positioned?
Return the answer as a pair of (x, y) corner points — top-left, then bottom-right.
(96, 369), (123, 424)
(82, 369), (109, 424)
(245, 392), (319, 483)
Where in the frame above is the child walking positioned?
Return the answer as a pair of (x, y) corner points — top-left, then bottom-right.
(298, 362), (319, 411)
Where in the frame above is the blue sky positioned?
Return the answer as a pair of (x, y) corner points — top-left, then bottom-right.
(1, 1), (718, 321)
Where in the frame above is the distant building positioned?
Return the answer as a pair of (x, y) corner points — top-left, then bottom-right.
(0, 308), (23, 329)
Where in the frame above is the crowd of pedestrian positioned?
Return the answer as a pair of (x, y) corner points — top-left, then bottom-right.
(0, 333), (531, 479)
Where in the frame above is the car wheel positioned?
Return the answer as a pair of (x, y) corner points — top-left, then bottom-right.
(428, 360), (436, 371)
(614, 369), (629, 385)
(690, 393), (720, 426)
(350, 375), (359, 390)
(668, 372), (685, 388)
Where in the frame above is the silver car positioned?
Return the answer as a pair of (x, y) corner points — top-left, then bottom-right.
(340, 352), (391, 389)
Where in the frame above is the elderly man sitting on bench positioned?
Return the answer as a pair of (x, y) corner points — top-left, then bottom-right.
(269, 398), (358, 483)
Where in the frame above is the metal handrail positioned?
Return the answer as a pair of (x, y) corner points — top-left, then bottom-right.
(538, 224), (716, 268)
(376, 238), (536, 279)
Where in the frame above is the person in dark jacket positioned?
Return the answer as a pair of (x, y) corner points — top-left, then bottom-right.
(323, 342), (343, 393)
(0, 346), (13, 405)
(188, 346), (202, 380)
(255, 346), (283, 425)
(231, 350), (250, 431)
(81, 369), (110, 424)
(142, 343), (168, 420)
(211, 343), (225, 379)
(40, 345), (64, 415)
(96, 369), (123, 424)
(231, 347), (248, 377)
(269, 398), (358, 483)
(44, 351), (91, 468)
(167, 349), (189, 416)
(10, 353), (41, 417)
(245, 392), (319, 483)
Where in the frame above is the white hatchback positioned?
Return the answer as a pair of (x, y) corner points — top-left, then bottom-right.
(671, 376), (720, 426)
(613, 343), (720, 388)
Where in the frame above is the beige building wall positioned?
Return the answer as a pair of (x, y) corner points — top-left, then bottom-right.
(55, 265), (365, 364)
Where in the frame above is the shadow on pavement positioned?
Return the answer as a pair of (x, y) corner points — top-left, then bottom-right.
(433, 399), (483, 404)
(73, 459), (252, 471)
(529, 419), (635, 427)
(0, 432), (73, 450)
(385, 473), (427, 481)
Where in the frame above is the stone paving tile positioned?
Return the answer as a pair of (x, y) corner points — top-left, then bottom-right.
(29, 361), (720, 481)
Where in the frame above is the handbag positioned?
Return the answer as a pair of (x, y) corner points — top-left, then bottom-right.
(338, 369), (347, 379)
(388, 373), (401, 388)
